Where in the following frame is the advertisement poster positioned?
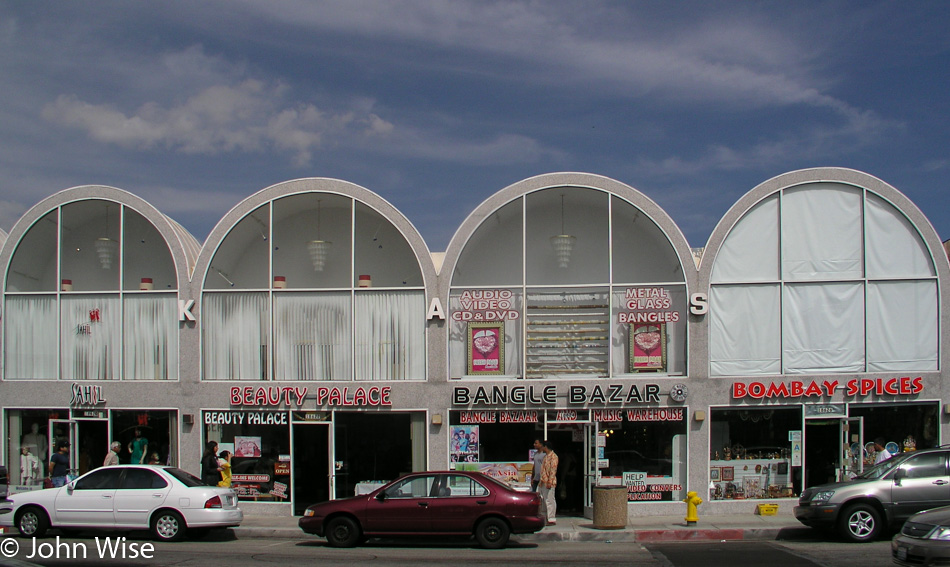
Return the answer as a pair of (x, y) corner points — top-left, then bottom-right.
(456, 461), (534, 489)
(467, 321), (504, 375)
(234, 436), (262, 457)
(630, 322), (666, 371)
(450, 425), (479, 463)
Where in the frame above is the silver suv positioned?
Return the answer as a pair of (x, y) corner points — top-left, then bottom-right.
(795, 447), (950, 542)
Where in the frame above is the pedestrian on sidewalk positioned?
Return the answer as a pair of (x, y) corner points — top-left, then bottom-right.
(540, 440), (559, 525)
(531, 438), (545, 492)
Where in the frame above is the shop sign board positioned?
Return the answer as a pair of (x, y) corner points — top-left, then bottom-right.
(458, 410), (539, 424)
(204, 411), (289, 425)
(291, 411), (331, 422)
(452, 383), (662, 406)
(547, 409), (589, 423)
(790, 430), (803, 467)
(732, 377), (923, 399)
(70, 383), (106, 406)
(451, 290), (520, 322)
(229, 386), (393, 407)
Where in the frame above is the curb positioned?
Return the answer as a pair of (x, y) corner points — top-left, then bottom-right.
(230, 525), (799, 543)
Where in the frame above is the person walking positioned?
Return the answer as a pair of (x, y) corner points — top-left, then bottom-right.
(201, 441), (221, 486)
(103, 441), (121, 466)
(539, 440), (559, 525)
(531, 438), (545, 492)
(48, 440), (70, 487)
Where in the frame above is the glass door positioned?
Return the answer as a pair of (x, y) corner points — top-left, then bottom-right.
(48, 419), (78, 480)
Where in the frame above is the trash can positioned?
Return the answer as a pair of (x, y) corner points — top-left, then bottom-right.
(592, 485), (628, 529)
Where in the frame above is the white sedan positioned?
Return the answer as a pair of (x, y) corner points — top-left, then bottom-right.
(0, 465), (242, 542)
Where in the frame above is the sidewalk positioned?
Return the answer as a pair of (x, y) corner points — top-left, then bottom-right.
(234, 511), (812, 543)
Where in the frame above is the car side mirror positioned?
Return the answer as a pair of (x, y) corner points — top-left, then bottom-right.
(375, 492), (387, 501)
(66, 481), (76, 493)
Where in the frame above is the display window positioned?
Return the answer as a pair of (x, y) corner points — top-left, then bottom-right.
(709, 407), (800, 500)
(203, 410), (291, 502)
(597, 408), (688, 502)
(848, 402), (939, 460)
(6, 409), (68, 492)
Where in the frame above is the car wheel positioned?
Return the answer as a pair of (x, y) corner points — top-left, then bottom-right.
(325, 516), (361, 548)
(838, 503), (882, 542)
(151, 510), (186, 542)
(475, 517), (510, 549)
(16, 506), (49, 538)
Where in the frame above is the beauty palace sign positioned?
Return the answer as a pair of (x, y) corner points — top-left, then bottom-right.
(732, 377), (924, 400)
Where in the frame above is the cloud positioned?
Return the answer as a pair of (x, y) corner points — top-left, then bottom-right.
(41, 77), (394, 167)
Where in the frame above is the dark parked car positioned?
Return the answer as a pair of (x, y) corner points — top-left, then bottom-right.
(795, 446), (950, 542)
(892, 505), (950, 565)
(299, 470), (544, 548)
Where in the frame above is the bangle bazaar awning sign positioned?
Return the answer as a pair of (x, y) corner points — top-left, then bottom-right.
(732, 377), (924, 399)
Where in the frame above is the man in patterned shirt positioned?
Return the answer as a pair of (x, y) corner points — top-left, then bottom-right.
(539, 440), (559, 525)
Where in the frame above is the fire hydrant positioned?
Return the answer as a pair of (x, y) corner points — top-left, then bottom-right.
(683, 490), (703, 526)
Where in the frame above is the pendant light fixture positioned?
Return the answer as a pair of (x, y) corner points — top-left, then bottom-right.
(307, 199), (331, 271)
(95, 204), (119, 269)
(549, 194), (575, 268)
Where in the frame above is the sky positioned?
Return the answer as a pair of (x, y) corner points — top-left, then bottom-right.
(1, 1), (949, 253)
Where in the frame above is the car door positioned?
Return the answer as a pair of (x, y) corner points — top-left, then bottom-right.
(53, 468), (122, 526)
(362, 474), (435, 533)
(426, 474), (493, 533)
(113, 468), (171, 528)
(890, 451), (950, 519)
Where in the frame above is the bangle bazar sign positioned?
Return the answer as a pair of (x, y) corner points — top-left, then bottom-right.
(732, 377), (923, 399)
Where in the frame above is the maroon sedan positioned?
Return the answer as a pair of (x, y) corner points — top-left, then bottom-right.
(299, 471), (545, 548)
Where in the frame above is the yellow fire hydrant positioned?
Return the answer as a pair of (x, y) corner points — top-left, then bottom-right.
(683, 490), (703, 526)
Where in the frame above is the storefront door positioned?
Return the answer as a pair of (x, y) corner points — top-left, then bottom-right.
(547, 427), (585, 515)
(49, 419), (78, 479)
(292, 423), (330, 515)
(75, 418), (109, 475)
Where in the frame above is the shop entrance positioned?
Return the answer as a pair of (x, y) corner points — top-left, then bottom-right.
(48, 419), (78, 478)
(804, 417), (862, 487)
(547, 427), (585, 516)
(292, 423), (330, 516)
(75, 419), (108, 475)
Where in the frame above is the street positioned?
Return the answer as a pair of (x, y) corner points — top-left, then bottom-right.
(0, 531), (896, 567)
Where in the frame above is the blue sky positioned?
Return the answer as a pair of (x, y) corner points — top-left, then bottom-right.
(1, 1), (948, 253)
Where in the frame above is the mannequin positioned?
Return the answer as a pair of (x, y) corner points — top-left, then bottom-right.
(22, 423), (47, 463)
(20, 447), (39, 485)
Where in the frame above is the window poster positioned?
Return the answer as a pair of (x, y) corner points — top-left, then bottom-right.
(450, 425), (479, 463)
(630, 322), (667, 372)
(467, 321), (504, 375)
(234, 436), (262, 457)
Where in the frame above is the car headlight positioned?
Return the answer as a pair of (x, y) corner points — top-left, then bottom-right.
(304, 509), (315, 517)
(810, 490), (835, 503)
(928, 527), (950, 540)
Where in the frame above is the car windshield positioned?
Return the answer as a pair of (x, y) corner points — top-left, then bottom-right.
(854, 453), (910, 480)
(162, 467), (206, 487)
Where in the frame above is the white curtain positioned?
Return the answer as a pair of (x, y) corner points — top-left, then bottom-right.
(124, 294), (178, 380)
(203, 293), (269, 380)
(274, 292), (351, 381)
(782, 185), (863, 280)
(4, 296), (58, 379)
(867, 280), (938, 371)
(61, 295), (121, 380)
(354, 291), (425, 380)
(783, 283), (864, 373)
(865, 193), (935, 278)
(709, 285), (781, 376)
(711, 195), (779, 283)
